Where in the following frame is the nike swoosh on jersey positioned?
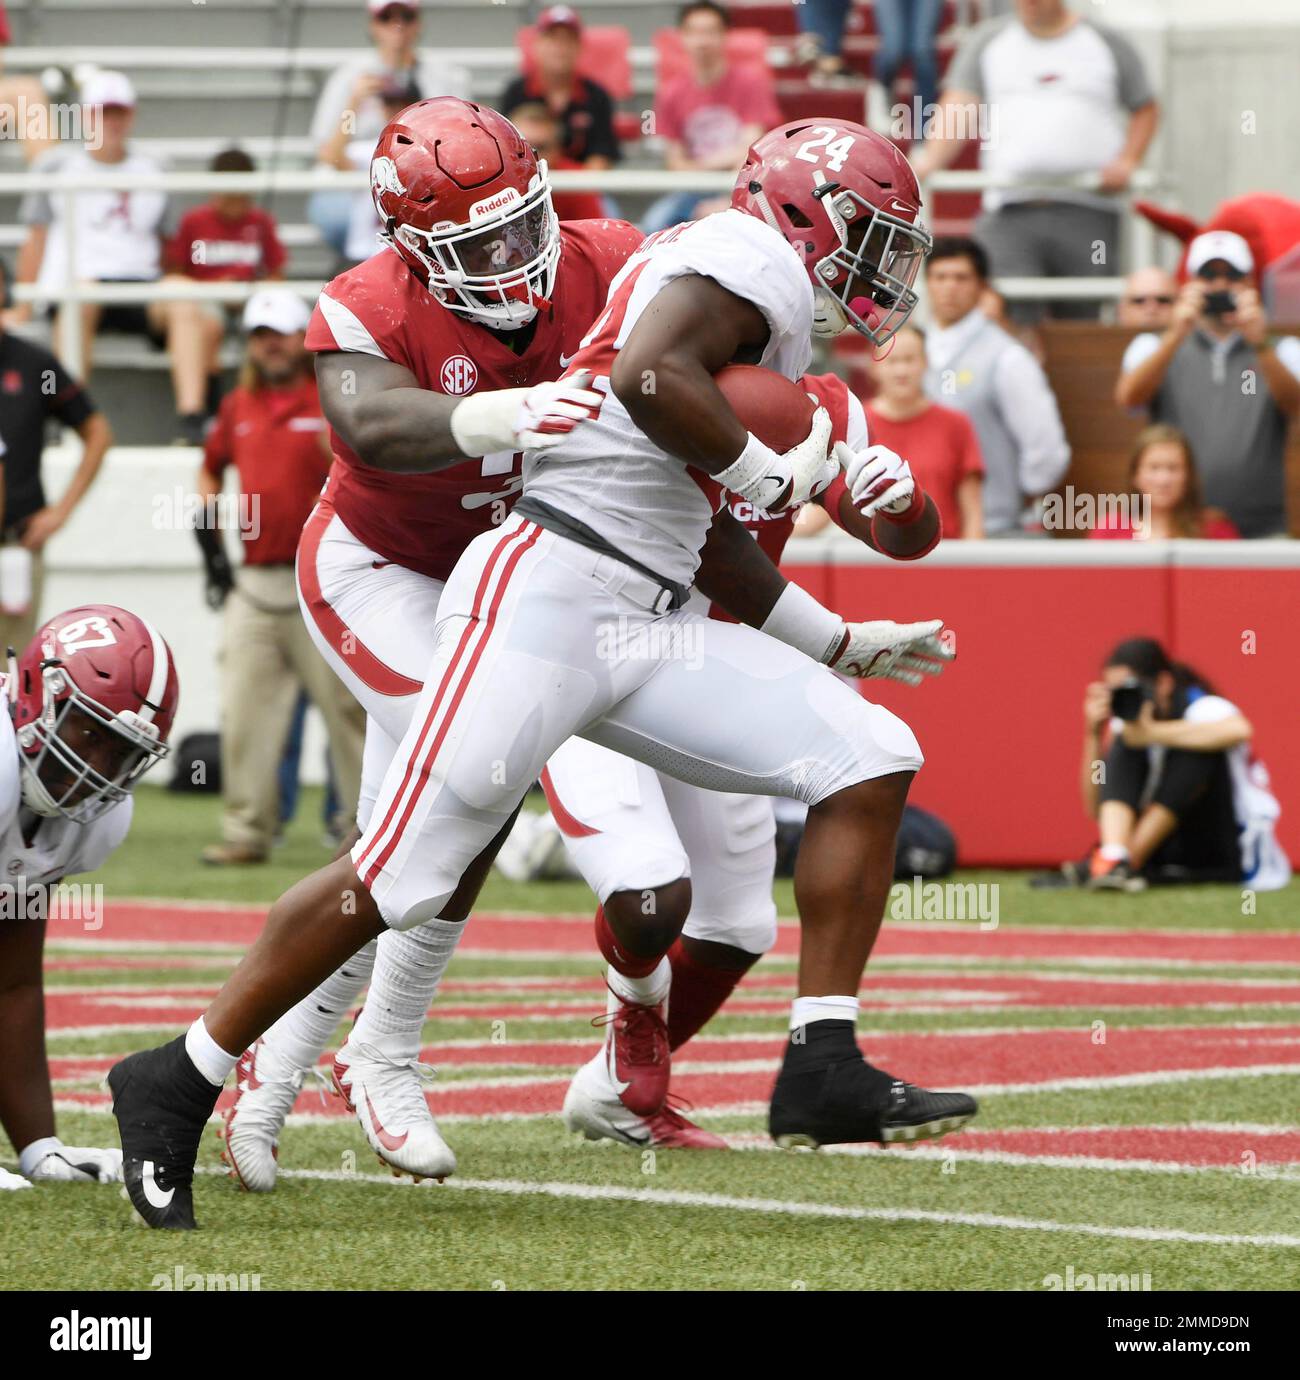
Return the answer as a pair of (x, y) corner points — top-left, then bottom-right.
(559, 352), (576, 369)
(141, 1160), (175, 1209)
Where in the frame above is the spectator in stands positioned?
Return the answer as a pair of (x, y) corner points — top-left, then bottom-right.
(164, 147), (288, 429)
(923, 237), (1070, 536)
(795, 0), (853, 81)
(644, 1), (782, 234)
(308, 0), (470, 255)
(195, 289), (364, 865)
(0, 3), (54, 163)
(1056, 637), (1290, 892)
(11, 72), (228, 445)
(508, 103), (607, 222)
(1117, 266), (1177, 332)
(499, 6), (619, 170)
(865, 326), (985, 539)
(320, 71), (422, 266)
(1114, 230), (1300, 538)
(914, 0), (1159, 323)
(875, 0), (945, 132)
(1089, 425), (1238, 542)
(0, 258), (113, 651)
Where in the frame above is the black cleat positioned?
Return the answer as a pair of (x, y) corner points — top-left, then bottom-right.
(768, 1020), (978, 1149)
(107, 1036), (222, 1230)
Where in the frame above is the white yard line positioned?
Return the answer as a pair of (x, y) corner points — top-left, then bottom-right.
(183, 1163), (1300, 1247)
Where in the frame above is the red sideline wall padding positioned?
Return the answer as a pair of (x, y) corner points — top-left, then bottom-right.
(781, 553), (1300, 868)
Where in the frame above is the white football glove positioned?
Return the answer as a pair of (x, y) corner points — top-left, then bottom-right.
(24, 1144), (123, 1184)
(835, 440), (916, 518)
(448, 370), (603, 457)
(827, 619), (954, 685)
(716, 406), (836, 513)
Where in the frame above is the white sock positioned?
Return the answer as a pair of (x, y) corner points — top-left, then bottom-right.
(261, 939), (378, 1073)
(185, 1017), (239, 1086)
(349, 918), (465, 1059)
(1099, 843), (1130, 863)
(789, 995), (859, 1031)
(608, 957), (671, 1007)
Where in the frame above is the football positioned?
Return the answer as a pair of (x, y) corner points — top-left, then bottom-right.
(714, 364), (820, 455)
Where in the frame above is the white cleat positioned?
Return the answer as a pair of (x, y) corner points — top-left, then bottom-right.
(1, 1166), (32, 1191)
(218, 1038), (305, 1192)
(332, 1036), (457, 1182)
(563, 1053), (728, 1150)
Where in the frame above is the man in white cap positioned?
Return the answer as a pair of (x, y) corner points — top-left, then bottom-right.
(11, 71), (227, 444)
(1116, 229), (1300, 537)
(195, 287), (364, 864)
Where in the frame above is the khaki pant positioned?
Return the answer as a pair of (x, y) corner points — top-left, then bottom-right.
(0, 546), (44, 657)
(219, 565), (365, 852)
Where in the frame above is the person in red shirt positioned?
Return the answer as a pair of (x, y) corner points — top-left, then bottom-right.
(645, 1), (783, 233)
(165, 148), (287, 442)
(168, 148), (287, 285)
(507, 101), (610, 221)
(1089, 424), (1238, 541)
(866, 326), (985, 539)
(195, 287), (364, 866)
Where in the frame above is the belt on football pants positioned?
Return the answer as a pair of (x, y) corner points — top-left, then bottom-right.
(513, 496), (687, 614)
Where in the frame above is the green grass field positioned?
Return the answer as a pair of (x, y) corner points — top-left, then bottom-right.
(7, 784), (1300, 1292)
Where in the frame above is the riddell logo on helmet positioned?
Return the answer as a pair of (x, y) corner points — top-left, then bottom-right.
(469, 188), (521, 221)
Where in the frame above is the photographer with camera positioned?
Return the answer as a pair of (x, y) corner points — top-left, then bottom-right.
(1052, 637), (1291, 892)
(1115, 232), (1300, 538)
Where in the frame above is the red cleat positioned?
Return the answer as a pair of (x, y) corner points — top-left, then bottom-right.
(593, 985), (670, 1117)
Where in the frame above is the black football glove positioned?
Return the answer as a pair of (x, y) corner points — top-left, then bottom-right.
(194, 524), (234, 610)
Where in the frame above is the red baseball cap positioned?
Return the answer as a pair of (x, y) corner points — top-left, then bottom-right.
(537, 5), (582, 34)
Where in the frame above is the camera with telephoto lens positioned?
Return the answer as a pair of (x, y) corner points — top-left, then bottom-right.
(1109, 679), (1150, 722)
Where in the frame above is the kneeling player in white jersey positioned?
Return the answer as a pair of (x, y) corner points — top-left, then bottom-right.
(548, 369), (943, 1147)
(111, 119), (978, 1231)
(0, 606), (178, 1191)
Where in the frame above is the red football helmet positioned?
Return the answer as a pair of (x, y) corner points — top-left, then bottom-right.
(732, 121), (932, 346)
(9, 605), (179, 824)
(370, 96), (561, 329)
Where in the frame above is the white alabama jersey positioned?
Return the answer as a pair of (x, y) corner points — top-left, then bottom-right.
(522, 209), (815, 588)
(0, 707), (133, 893)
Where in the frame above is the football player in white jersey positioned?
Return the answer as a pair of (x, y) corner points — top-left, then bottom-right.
(111, 120), (978, 1232)
(549, 366), (945, 1148)
(0, 606), (178, 1189)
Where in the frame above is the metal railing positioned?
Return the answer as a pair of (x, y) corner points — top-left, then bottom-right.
(0, 165), (1165, 376)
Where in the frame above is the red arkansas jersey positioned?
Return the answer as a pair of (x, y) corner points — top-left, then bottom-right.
(700, 371), (868, 622)
(305, 218), (644, 580)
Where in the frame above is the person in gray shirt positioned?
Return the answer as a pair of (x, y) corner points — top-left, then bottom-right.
(924, 237), (1071, 537)
(914, 0), (1158, 323)
(1116, 231), (1300, 538)
(307, 1), (471, 256)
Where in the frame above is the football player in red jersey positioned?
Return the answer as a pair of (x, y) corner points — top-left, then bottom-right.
(0, 606), (177, 1191)
(214, 98), (642, 1191)
(111, 119), (974, 1231)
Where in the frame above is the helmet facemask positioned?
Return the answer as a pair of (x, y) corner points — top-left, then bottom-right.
(16, 660), (169, 824)
(810, 183), (931, 345)
(387, 167), (561, 330)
